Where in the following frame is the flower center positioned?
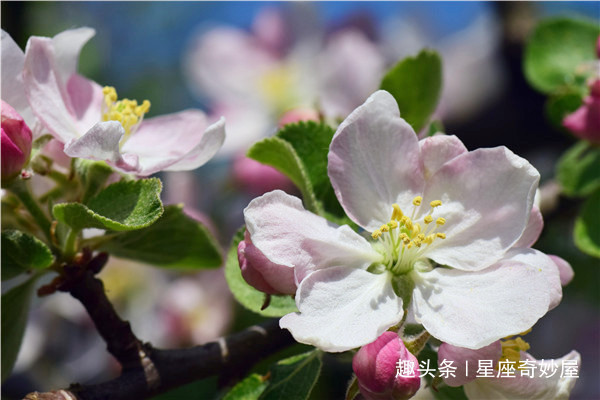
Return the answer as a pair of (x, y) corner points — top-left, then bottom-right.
(101, 86), (151, 144)
(259, 65), (300, 114)
(499, 330), (531, 365)
(371, 196), (446, 275)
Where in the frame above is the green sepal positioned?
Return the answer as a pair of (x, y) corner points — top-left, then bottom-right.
(524, 17), (600, 94)
(556, 141), (600, 197)
(380, 49), (442, 133)
(98, 205), (222, 269)
(1, 230), (54, 281)
(224, 228), (297, 317)
(1, 277), (39, 382)
(345, 375), (360, 400)
(52, 177), (163, 231)
(574, 189), (600, 258)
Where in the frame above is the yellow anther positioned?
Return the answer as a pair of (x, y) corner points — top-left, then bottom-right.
(412, 223), (421, 235)
(417, 234), (425, 241)
(412, 238), (422, 247)
(430, 200), (442, 208)
(514, 337), (530, 352)
(518, 328), (532, 336)
(424, 235), (434, 244)
(380, 224), (390, 233)
(387, 220), (398, 229)
(399, 233), (409, 240)
(392, 204), (403, 220)
(372, 229), (382, 239)
(424, 215), (433, 224)
(102, 86), (151, 138)
(401, 216), (413, 230)
(412, 196), (422, 206)
(436, 233), (446, 239)
(436, 217), (446, 226)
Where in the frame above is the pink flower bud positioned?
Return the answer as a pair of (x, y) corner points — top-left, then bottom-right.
(1, 101), (32, 182)
(237, 230), (296, 295)
(278, 108), (320, 128)
(562, 79), (600, 143)
(232, 153), (295, 196)
(352, 331), (421, 400)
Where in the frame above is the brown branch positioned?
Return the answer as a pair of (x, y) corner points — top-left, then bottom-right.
(26, 253), (295, 400)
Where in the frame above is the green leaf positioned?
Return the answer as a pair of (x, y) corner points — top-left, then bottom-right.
(224, 228), (298, 317)
(427, 120), (445, 137)
(1, 277), (38, 382)
(247, 137), (321, 214)
(223, 374), (268, 400)
(345, 376), (360, 400)
(557, 141), (600, 197)
(574, 190), (600, 258)
(99, 205), (222, 269)
(1, 230), (53, 281)
(524, 17), (600, 94)
(380, 49), (442, 132)
(260, 351), (322, 400)
(74, 159), (114, 204)
(276, 121), (345, 217)
(53, 178), (163, 231)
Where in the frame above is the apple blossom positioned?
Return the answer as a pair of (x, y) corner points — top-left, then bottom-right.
(19, 28), (225, 176)
(1, 101), (32, 182)
(184, 8), (384, 156)
(353, 331), (420, 400)
(438, 337), (581, 399)
(243, 91), (561, 352)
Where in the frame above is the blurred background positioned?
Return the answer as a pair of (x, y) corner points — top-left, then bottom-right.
(2, 2), (599, 399)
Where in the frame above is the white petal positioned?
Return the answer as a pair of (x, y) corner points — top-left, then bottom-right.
(1, 30), (34, 126)
(412, 248), (559, 349)
(328, 90), (424, 232)
(64, 121), (127, 166)
(514, 205), (543, 248)
(418, 134), (467, 178)
(23, 36), (80, 143)
(243, 190), (381, 283)
(280, 268), (403, 352)
(51, 27), (95, 84)
(424, 147), (540, 271)
(464, 351), (581, 399)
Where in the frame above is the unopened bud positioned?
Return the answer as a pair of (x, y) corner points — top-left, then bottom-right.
(1, 101), (32, 183)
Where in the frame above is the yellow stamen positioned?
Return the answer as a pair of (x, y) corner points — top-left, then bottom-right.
(380, 224), (390, 233)
(436, 233), (446, 239)
(387, 220), (398, 229)
(436, 217), (446, 226)
(372, 229), (382, 239)
(430, 200), (442, 208)
(424, 215), (433, 224)
(102, 86), (151, 140)
(392, 204), (404, 220)
(412, 196), (422, 206)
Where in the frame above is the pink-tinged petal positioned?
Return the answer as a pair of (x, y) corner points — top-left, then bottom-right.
(418, 135), (467, 179)
(563, 80), (600, 143)
(63, 121), (128, 167)
(243, 190), (381, 283)
(353, 331), (421, 400)
(50, 27), (95, 84)
(424, 147), (539, 271)
(121, 111), (225, 176)
(328, 90), (424, 232)
(549, 255), (574, 287)
(412, 248), (559, 349)
(238, 230), (296, 295)
(438, 341), (501, 387)
(66, 74), (104, 135)
(318, 30), (385, 118)
(280, 268), (403, 352)
(23, 36), (80, 143)
(514, 205), (544, 248)
(464, 351), (581, 399)
(1, 30), (35, 127)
